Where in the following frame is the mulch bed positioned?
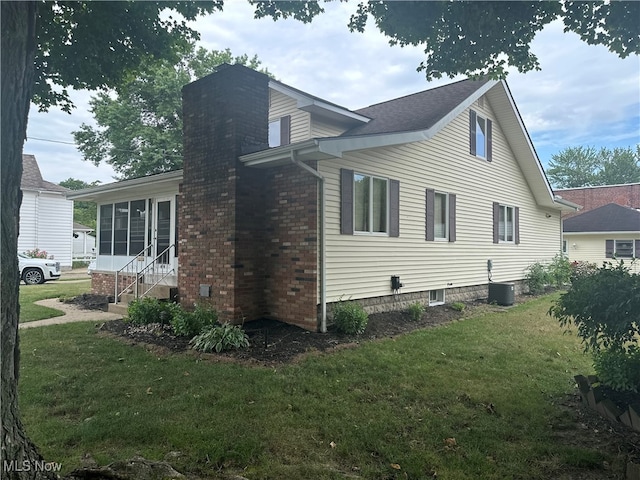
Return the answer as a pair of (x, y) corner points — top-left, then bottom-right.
(97, 300), (475, 365)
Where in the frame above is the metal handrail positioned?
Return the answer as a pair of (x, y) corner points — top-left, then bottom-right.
(114, 244), (153, 304)
(114, 244), (175, 304)
(137, 244), (175, 298)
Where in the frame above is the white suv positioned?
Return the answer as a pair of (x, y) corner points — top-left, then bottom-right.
(18, 253), (61, 285)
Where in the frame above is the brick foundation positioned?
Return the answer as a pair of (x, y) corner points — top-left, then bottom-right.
(324, 281), (526, 319)
(91, 271), (137, 300)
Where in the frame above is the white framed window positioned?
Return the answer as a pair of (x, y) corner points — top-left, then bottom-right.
(268, 120), (281, 147)
(434, 192), (449, 240)
(469, 110), (492, 161)
(498, 205), (515, 243)
(562, 240), (568, 254)
(615, 240), (634, 258)
(268, 115), (291, 147)
(475, 116), (487, 159)
(429, 289), (445, 306)
(354, 173), (388, 234)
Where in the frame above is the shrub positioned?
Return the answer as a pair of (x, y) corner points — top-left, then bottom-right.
(569, 260), (597, 282)
(407, 302), (425, 321)
(190, 323), (250, 353)
(525, 261), (551, 295)
(333, 300), (368, 335)
(549, 260), (640, 393)
(127, 297), (173, 325)
(450, 302), (465, 312)
(547, 254), (571, 287)
(593, 346), (640, 393)
(170, 303), (218, 338)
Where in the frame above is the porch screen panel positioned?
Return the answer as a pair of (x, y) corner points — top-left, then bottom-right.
(99, 204), (113, 255)
(147, 200), (153, 256)
(156, 201), (171, 263)
(129, 199), (146, 256)
(113, 202), (129, 255)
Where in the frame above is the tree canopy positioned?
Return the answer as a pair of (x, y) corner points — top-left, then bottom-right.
(343, 1), (639, 79)
(547, 145), (640, 188)
(2, 1), (639, 478)
(73, 44), (267, 179)
(59, 178), (100, 230)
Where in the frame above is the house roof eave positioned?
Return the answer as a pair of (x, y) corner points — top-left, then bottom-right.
(66, 170), (183, 202)
(269, 80), (370, 126)
(554, 196), (582, 212)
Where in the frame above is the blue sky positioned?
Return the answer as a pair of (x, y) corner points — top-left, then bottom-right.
(24, 1), (639, 185)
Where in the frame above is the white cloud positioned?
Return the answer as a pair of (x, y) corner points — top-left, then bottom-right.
(25, 4), (639, 183)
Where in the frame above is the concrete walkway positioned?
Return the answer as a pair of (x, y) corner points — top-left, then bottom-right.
(19, 298), (123, 330)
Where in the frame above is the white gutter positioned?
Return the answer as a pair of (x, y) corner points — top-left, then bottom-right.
(290, 151), (327, 333)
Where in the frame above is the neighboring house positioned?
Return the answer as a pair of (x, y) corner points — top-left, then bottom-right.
(556, 183), (640, 219)
(68, 64), (577, 331)
(563, 203), (640, 273)
(73, 222), (96, 260)
(19, 154), (73, 269)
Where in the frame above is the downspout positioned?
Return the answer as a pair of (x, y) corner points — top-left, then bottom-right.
(290, 152), (327, 333)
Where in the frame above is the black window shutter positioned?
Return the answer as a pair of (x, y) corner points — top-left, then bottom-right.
(425, 189), (435, 241)
(389, 179), (400, 237)
(605, 239), (614, 258)
(486, 119), (493, 162)
(492, 202), (500, 244)
(280, 115), (291, 146)
(514, 206), (520, 244)
(635, 239), (640, 259)
(449, 193), (456, 242)
(340, 169), (354, 235)
(469, 110), (477, 156)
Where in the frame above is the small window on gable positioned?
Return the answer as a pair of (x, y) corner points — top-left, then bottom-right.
(429, 289), (445, 306)
(268, 115), (291, 147)
(469, 110), (492, 161)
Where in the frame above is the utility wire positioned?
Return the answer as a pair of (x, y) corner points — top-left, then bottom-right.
(26, 136), (183, 160)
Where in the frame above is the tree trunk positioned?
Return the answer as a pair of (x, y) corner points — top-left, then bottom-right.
(1, 3), (57, 479)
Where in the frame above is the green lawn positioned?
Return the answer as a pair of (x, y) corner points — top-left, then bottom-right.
(19, 279), (91, 322)
(19, 295), (619, 479)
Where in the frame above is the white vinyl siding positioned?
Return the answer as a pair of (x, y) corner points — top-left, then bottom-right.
(311, 118), (347, 138)
(269, 89), (310, 144)
(319, 102), (563, 303)
(564, 233), (640, 274)
(18, 191), (73, 268)
(269, 88), (350, 143)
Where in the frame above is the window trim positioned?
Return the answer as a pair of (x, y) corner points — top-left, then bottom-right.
(268, 115), (291, 147)
(426, 189), (456, 242)
(469, 109), (493, 162)
(353, 172), (389, 235)
(341, 169), (399, 237)
(429, 289), (445, 306)
(606, 239), (637, 259)
(493, 202), (520, 244)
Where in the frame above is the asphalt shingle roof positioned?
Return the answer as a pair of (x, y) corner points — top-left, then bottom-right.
(21, 154), (69, 193)
(563, 203), (640, 233)
(341, 77), (492, 137)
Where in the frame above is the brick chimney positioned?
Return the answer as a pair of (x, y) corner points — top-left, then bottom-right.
(179, 64), (269, 322)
